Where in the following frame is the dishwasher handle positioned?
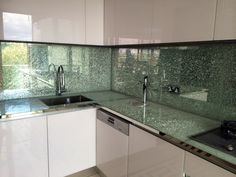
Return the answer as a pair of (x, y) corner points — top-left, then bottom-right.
(107, 117), (115, 125)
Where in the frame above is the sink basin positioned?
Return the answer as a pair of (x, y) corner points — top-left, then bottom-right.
(40, 95), (92, 106)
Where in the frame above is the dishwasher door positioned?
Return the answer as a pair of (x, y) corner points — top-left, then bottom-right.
(96, 109), (129, 177)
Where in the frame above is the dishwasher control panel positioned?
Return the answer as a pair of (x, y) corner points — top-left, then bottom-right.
(97, 109), (129, 136)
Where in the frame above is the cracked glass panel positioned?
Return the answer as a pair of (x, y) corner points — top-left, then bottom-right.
(0, 42), (111, 100)
(112, 44), (236, 121)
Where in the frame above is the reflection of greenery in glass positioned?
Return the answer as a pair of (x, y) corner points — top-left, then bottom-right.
(2, 43), (29, 89)
(0, 42), (111, 97)
(72, 47), (83, 73)
(2, 43), (28, 64)
(3, 66), (20, 89)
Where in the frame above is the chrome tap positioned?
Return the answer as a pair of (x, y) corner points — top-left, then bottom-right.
(143, 76), (148, 106)
(56, 65), (66, 96)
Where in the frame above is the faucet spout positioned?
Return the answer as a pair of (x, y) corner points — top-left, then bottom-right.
(56, 65), (66, 96)
(143, 76), (148, 106)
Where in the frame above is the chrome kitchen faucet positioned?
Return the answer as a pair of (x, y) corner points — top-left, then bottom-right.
(143, 76), (148, 106)
(56, 65), (66, 96)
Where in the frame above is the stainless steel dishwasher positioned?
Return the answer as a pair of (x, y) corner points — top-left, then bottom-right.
(96, 109), (129, 177)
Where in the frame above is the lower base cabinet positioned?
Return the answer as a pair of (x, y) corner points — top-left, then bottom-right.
(0, 116), (48, 177)
(184, 152), (236, 177)
(128, 125), (185, 177)
(1, 108), (235, 177)
(47, 108), (96, 177)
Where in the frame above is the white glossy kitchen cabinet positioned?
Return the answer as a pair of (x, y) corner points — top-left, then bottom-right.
(86, 0), (104, 45)
(128, 125), (185, 177)
(104, 0), (116, 45)
(47, 108), (96, 177)
(214, 0), (236, 40)
(0, 116), (48, 177)
(105, 0), (217, 44)
(0, 0), (86, 44)
(184, 152), (236, 177)
(152, 0), (217, 43)
(114, 0), (153, 44)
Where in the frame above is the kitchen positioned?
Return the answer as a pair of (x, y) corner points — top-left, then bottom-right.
(0, 0), (236, 177)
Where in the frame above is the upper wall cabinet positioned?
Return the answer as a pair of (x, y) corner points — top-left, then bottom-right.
(114, 0), (153, 45)
(152, 0), (217, 43)
(86, 0), (104, 45)
(0, 0), (86, 44)
(1, 0), (234, 45)
(104, 0), (217, 45)
(214, 0), (236, 40)
(104, 0), (116, 45)
(104, 0), (154, 45)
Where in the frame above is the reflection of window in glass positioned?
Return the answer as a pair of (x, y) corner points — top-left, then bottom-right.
(72, 47), (85, 74)
(48, 46), (69, 67)
(117, 49), (127, 68)
(1, 43), (30, 90)
(3, 12), (32, 40)
(150, 49), (160, 66)
(129, 49), (138, 56)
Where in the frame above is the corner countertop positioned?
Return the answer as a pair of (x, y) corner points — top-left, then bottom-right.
(0, 90), (236, 168)
(95, 97), (236, 166)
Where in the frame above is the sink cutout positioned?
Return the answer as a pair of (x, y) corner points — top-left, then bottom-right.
(40, 95), (92, 106)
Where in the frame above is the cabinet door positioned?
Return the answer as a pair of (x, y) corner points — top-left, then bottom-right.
(185, 152), (236, 177)
(114, 0), (153, 44)
(47, 108), (96, 177)
(0, 0), (85, 44)
(128, 125), (185, 177)
(0, 116), (48, 177)
(86, 0), (104, 45)
(104, 0), (116, 45)
(152, 0), (217, 43)
(214, 0), (236, 40)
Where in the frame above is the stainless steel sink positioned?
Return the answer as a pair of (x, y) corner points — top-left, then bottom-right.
(40, 95), (92, 106)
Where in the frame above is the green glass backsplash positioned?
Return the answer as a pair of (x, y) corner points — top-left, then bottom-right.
(112, 44), (236, 121)
(0, 42), (111, 100)
(1, 41), (236, 121)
